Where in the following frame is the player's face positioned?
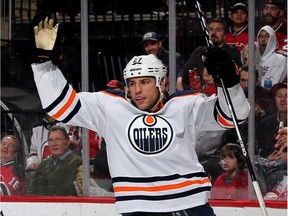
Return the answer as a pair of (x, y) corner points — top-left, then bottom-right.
(208, 22), (227, 47)
(0, 137), (18, 163)
(47, 130), (70, 157)
(231, 10), (248, 26)
(143, 40), (162, 57)
(275, 88), (287, 113)
(128, 77), (161, 111)
(262, 4), (281, 26)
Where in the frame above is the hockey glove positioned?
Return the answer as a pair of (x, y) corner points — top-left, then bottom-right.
(32, 17), (63, 65)
(201, 47), (239, 88)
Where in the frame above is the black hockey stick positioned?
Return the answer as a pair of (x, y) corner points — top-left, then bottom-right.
(193, 1), (268, 216)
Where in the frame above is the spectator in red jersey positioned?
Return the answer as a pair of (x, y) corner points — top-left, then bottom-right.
(225, 3), (248, 51)
(211, 143), (248, 199)
(184, 67), (217, 96)
(261, 0), (287, 54)
(0, 135), (25, 195)
(201, 68), (217, 96)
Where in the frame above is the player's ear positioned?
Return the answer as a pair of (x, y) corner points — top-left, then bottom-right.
(160, 77), (166, 91)
(160, 77), (165, 83)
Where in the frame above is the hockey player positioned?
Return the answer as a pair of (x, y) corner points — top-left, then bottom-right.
(31, 18), (250, 216)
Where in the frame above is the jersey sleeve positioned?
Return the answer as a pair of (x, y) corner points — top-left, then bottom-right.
(32, 61), (103, 133)
(194, 84), (250, 132)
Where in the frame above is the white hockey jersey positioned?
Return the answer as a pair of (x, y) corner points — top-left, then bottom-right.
(32, 61), (250, 214)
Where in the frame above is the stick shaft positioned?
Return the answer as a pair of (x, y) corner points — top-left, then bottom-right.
(194, 0), (213, 48)
(193, 1), (268, 215)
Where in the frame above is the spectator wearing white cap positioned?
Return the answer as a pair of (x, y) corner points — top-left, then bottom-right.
(141, 31), (186, 77)
(225, 3), (248, 51)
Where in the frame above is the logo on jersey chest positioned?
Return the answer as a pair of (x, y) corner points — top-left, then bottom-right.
(128, 115), (173, 154)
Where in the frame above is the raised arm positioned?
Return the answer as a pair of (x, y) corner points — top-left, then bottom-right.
(31, 18), (101, 132)
(201, 47), (250, 122)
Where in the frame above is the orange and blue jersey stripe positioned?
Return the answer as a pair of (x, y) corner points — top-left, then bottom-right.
(112, 172), (211, 202)
(44, 82), (81, 123)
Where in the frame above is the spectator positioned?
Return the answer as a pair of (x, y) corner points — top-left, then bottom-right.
(26, 125), (82, 196)
(240, 44), (249, 65)
(240, 43), (259, 66)
(254, 84), (287, 194)
(255, 25), (287, 89)
(26, 112), (81, 170)
(182, 67), (217, 96)
(225, 3), (249, 51)
(239, 65), (276, 118)
(141, 31), (186, 77)
(211, 143), (248, 199)
(177, 18), (242, 90)
(261, 0), (287, 54)
(201, 68), (217, 96)
(0, 135), (25, 195)
(256, 83), (287, 159)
